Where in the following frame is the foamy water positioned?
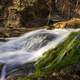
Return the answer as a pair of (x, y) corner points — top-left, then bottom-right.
(0, 29), (79, 80)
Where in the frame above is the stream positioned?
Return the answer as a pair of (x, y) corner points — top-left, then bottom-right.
(0, 29), (79, 80)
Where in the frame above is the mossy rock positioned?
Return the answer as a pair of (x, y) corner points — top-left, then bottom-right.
(35, 31), (80, 75)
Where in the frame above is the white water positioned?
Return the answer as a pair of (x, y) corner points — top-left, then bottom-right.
(0, 29), (79, 80)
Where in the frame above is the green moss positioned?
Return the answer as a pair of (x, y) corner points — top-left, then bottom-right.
(16, 77), (32, 80)
(35, 32), (80, 76)
(0, 64), (4, 73)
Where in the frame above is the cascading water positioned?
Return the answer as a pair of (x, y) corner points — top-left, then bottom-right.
(0, 29), (79, 80)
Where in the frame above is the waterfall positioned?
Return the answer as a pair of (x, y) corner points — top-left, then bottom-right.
(0, 29), (79, 80)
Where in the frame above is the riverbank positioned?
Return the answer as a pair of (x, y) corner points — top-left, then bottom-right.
(0, 27), (42, 37)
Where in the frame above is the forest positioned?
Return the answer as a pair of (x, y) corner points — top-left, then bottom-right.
(0, 0), (80, 37)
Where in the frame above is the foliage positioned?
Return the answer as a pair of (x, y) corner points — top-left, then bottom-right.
(13, 0), (25, 11)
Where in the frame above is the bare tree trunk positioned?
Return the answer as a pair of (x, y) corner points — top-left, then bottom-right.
(47, 0), (53, 26)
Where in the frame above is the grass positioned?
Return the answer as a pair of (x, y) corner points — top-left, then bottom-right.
(35, 31), (80, 76)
